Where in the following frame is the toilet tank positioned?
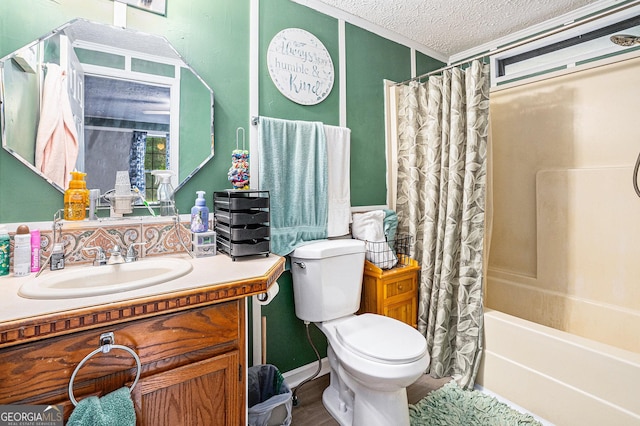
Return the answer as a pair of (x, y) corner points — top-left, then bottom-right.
(290, 239), (366, 322)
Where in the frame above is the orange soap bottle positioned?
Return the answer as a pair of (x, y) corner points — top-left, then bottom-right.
(64, 171), (89, 220)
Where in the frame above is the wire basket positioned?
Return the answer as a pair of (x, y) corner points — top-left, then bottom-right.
(360, 234), (413, 270)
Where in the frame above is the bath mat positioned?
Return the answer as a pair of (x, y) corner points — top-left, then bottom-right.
(409, 380), (542, 426)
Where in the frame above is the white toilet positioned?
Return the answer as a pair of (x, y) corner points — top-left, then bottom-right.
(290, 239), (430, 426)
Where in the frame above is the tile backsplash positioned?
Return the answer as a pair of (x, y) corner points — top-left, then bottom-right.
(3, 215), (197, 268)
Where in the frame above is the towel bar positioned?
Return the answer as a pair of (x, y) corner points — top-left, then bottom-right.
(68, 332), (141, 406)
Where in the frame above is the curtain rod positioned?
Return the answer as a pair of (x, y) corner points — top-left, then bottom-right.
(395, 0), (640, 86)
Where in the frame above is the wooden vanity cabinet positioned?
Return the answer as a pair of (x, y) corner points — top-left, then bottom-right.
(0, 300), (245, 425)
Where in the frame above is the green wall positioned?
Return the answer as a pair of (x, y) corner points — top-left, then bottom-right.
(417, 51), (445, 77)
(0, 0), (444, 374)
(346, 24), (411, 206)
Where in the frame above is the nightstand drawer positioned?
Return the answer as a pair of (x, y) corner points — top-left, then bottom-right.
(384, 277), (415, 298)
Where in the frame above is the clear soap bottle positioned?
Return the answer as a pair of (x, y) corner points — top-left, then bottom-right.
(151, 170), (175, 216)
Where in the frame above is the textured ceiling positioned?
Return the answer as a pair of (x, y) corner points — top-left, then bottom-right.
(314, 0), (601, 58)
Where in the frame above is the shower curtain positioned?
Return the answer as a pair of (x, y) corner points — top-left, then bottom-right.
(393, 60), (490, 389)
(129, 131), (147, 194)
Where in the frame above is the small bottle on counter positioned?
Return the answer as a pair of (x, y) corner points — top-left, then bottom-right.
(50, 243), (65, 271)
(152, 170), (176, 216)
(13, 225), (31, 277)
(0, 227), (9, 277)
(30, 229), (41, 273)
(190, 191), (209, 233)
(64, 171), (88, 221)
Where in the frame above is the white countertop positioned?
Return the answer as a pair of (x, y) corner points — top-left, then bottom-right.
(0, 253), (282, 324)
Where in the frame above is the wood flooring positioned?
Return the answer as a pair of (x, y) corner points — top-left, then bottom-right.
(290, 373), (452, 425)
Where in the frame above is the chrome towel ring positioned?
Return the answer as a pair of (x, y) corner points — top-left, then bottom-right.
(68, 332), (141, 406)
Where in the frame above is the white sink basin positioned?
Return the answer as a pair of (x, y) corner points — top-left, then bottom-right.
(18, 258), (193, 299)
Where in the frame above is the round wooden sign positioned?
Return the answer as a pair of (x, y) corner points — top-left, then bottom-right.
(267, 28), (334, 105)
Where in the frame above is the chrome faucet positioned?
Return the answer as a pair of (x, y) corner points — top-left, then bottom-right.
(125, 242), (147, 263)
(83, 246), (107, 266)
(107, 245), (126, 265)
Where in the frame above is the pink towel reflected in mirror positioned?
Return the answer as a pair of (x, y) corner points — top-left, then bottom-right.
(35, 63), (79, 189)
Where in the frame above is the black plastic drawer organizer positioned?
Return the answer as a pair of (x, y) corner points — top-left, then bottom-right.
(214, 190), (270, 260)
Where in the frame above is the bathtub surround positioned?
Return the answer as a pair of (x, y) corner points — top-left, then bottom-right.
(390, 60), (491, 389)
(488, 54), (640, 355)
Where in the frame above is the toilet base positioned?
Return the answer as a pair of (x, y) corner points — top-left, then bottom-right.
(322, 385), (352, 426)
(322, 367), (411, 426)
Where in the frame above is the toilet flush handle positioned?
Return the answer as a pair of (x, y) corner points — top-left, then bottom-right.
(293, 261), (306, 269)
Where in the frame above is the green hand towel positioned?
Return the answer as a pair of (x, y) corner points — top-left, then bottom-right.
(67, 386), (135, 426)
(258, 117), (328, 256)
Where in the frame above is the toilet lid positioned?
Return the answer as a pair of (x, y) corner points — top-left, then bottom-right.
(335, 314), (427, 364)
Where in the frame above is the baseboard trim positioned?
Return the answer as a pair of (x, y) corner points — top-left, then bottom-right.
(282, 358), (331, 388)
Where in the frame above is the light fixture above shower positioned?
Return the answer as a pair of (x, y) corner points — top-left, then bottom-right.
(610, 34), (640, 46)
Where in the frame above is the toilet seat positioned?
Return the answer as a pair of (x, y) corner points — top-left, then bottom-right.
(335, 314), (427, 364)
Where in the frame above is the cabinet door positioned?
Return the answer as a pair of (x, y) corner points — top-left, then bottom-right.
(384, 297), (417, 328)
(133, 351), (241, 426)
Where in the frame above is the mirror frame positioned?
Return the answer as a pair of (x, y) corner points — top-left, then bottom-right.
(0, 18), (215, 201)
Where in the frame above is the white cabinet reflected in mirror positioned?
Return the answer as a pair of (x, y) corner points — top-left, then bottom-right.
(0, 18), (214, 205)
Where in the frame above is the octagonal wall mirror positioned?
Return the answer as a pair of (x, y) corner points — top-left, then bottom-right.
(0, 19), (214, 205)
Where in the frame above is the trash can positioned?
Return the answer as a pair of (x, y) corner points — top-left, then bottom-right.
(248, 364), (292, 426)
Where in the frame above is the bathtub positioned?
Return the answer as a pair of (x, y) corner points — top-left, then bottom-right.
(477, 309), (640, 425)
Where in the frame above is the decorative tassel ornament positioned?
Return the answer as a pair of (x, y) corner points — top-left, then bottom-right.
(228, 127), (250, 190)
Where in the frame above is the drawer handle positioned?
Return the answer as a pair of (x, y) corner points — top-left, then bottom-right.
(398, 285), (403, 290)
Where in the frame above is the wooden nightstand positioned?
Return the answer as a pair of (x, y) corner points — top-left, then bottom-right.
(359, 258), (420, 328)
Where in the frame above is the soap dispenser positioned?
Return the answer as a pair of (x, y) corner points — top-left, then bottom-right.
(64, 171), (89, 220)
(151, 170), (175, 216)
(190, 191), (209, 233)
